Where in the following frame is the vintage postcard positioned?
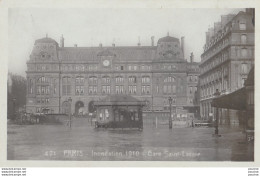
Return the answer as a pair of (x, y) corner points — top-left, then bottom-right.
(0, 0), (259, 167)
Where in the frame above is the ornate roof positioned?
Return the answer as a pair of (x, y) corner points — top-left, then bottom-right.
(158, 36), (179, 43)
(35, 37), (58, 45)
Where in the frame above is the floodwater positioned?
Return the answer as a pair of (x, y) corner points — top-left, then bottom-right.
(7, 118), (254, 161)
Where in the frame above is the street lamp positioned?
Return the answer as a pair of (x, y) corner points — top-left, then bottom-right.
(213, 89), (221, 137)
(12, 98), (16, 121)
(168, 96), (172, 129)
(68, 97), (72, 128)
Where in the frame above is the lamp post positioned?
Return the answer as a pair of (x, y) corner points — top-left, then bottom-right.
(68, 97), (72, 129)
(12, 98), (16, 121)
(168, 96), (172, 129)
(213, 89), (221, 137)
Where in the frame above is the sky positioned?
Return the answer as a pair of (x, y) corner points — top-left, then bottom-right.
(8, 8), (244, 77)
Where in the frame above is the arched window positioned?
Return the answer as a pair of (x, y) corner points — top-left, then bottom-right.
(102, 76), (110, 84)
(141, 76), (150, 84)
(89, 76), (98, 84)
(76, 76), (84, 84)
(164, 76), (175, 83)
(128, 76), (137, 83)
(37, 76), (49, 83)
(115, 76), (124, 84)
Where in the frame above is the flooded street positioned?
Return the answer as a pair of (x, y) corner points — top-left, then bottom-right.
(7, 118), (253, 161)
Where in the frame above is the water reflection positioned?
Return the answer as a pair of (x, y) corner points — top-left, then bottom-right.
(7, 119), (253, 161)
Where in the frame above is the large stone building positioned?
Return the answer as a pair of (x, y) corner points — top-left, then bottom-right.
(26, 34), (199, 118)
(199, 10), (254, 126)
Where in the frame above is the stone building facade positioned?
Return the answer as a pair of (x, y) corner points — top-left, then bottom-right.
(26, 34), (199, 118)
(199, 10), (254, 126)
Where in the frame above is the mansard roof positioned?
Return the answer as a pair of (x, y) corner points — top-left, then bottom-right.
(58, 46), (156, 61)
(158, 36), (179, 43)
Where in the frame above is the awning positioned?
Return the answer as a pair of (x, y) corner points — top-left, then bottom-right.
(211, 87), (246, 110)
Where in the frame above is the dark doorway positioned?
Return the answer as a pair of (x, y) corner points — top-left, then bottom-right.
(88, 100), (96, 113)
(75, 101), (84, 116)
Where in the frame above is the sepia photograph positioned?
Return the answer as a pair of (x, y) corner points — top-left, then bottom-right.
(6, 7), (255, 162)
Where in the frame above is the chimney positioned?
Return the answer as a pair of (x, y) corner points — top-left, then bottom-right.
(151, 36), (154, 46)
(181, 36), (185, 59)
(60, 35), (64, 47)
(74, 44), (77, 47)
(46, 33), (48, 38)
(112, 43), (115, 47)
(99, 43), (102, 48)
(190, 52), (194, 63)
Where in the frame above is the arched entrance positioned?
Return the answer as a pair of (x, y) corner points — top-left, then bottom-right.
(62, 101), (70, 114)
(75, 101), (84, 116)
(88, 100), (96, 113)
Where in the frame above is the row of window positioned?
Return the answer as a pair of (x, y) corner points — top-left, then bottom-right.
(203, 34), (249, 63)
(61, 64), (152, 72)
(204, 19), (247, 53)
(62, 85), (150, 95)
(201, 50), (229, 74)
(36, 98), (50, 104)
(201, 63), (249, 87)
(34, 84), (186, 96)
(62, 76), (152, 84)
(200, 80), (228, 98)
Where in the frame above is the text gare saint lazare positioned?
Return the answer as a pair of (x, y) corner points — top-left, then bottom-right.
(44, 150), (201, 158)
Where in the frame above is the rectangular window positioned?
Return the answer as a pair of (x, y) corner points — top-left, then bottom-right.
(93, 86), (97, 93)
(46, 86), (50, 94)
(120, 86), (124, 94)
(121, 66), (124, 70)
(80, 86), (84, 94)
(241, 63), (248, 74)
(142, 86), (145, 94)
(107, 86), (110, 94)
(189, 87), (193, 94)
(76, 86), (80, 95)
(116, 86), (119, 94)
(241, 48), (247, 57)
(146, 86), (150, 94)
(239, 23), (246, 30)
(37, 86), (41, 94)
(67, 85), (71, 95)
(241, 34), (247, 44)
(89, 86), (93, 94)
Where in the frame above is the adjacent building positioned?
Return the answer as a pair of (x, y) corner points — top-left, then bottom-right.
(26, 34), (199, 119)
(199, 10), (255, 126)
